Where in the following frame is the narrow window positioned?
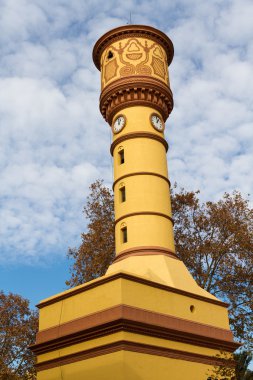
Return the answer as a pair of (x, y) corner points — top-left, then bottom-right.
(118, 149), (124, 164)
(121, 227), (127, 243)
(107, 51), (113, 59)
(120, 186), (126, 202)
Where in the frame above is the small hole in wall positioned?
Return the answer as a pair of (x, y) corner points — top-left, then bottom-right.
(107, 51), (113, 59)
(190, 305), (195, 313)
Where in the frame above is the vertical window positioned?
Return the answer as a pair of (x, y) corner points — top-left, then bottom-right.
(107, 51), (113, 59)
(118, 149), (124, 164)
(120, 186), (126, 202)
(121, 227), (127, 243)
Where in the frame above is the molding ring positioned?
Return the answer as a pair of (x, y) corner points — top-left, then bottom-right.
(114, 246), (178, 263)
(110, 132), (168, 155)
(115, 211), (174, 225)
(35, 340), (236, 371)
(113, 172), (171, 190)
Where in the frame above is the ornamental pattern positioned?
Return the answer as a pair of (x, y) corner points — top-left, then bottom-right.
(101, 38), (168, 89)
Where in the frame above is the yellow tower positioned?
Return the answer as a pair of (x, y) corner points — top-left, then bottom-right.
(31, 25), (239, 380)
(94, 25), (176, 278)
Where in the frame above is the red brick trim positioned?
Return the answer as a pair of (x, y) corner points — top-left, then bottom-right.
(31, 304), (239, 356)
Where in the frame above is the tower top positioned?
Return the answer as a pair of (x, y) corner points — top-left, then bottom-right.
(93, 24), (174, 71)
(92, 24), (174, 123)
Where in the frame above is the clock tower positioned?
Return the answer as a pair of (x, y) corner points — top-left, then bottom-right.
(31, 25), (239, 380)
(93, 25), (176, 274)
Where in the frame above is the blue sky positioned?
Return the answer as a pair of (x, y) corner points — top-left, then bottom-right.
(0, 0), (252, 311)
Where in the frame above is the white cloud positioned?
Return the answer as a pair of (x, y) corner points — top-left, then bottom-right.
(0, 0), (252, 264)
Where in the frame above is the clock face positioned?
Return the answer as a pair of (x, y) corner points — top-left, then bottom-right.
(113, 115), (126, 134)
(150, 114), (164, 132)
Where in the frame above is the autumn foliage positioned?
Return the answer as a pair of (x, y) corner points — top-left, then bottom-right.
(0, 291), (38, 380)
(172, 187), (253, 347)
(66, 180), (115, 287)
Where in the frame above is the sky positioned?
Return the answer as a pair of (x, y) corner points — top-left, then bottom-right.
(0, 0), (253, 309)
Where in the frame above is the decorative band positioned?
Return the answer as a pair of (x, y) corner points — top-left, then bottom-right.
(115, 211), (174, 225)
(114, 246), (179, 263)
(113, 172), (171, 190)
(110, 131), (168, 155)
(31, 304), (239, 358)
(35, 340), (236, 372)
(100, 76), (173, 123)
(100, 75), (172, 104)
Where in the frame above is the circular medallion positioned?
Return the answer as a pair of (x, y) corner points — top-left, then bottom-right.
(112, 115), (126, 134)
(150, 113), (164, 132)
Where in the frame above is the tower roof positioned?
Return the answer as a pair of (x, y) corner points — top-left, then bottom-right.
(93, 24), (174, 71)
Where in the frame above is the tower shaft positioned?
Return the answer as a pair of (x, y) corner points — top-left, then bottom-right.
(113, 106), (175, 257)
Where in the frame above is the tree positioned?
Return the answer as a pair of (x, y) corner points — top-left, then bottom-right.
(66, 180), (115, 286)
(172, 187), (253, 347)
(234, 351), (253, 380)
(66, 181), (253, 349)
(0, 291), (38, 380)
(207, 350), (253, 379)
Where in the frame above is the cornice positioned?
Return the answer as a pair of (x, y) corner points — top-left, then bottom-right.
(99, 76), (173, 123)
(93, 25), (174, 71)
(36, 273), (229, 310)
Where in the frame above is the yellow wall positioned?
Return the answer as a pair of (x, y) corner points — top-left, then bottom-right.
(39, 279), (122, 330)
(115, 215), (175, 253)
(37, 350), (215, 380)
(114, 175), (171, 216)
(37, 351), (124, 380)
(112, 107), (167, 137)
(112, 107), (175, 256)
(121, 277), (230, 329)
(38, 276), (230, 333)
(114, 138), (169, 178)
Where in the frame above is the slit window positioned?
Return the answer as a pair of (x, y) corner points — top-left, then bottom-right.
(107, 51), (113, 59)
(120, 186), (126, 202)
(118, 149), (125, 164)
(121, 227), (127, 243)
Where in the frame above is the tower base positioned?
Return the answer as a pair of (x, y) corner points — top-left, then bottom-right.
(31, 256), (239, 380)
